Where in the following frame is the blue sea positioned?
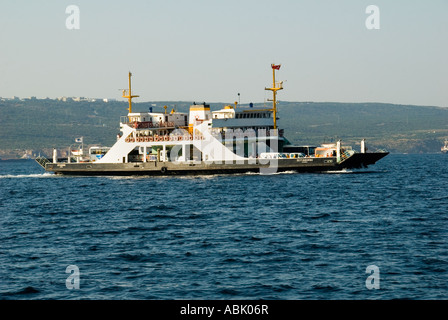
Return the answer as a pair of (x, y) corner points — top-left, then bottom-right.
(0, 154), (447, 300)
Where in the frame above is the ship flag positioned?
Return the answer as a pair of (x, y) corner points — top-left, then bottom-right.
(271, 64), (281, 70)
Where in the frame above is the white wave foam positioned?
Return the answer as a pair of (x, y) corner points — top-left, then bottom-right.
(277, 170), (298, 175)
(243, 171), (259, 175)
(0, 172), (55, 179)
(324, 169), (354, 174)
(246, 170), (298, 175)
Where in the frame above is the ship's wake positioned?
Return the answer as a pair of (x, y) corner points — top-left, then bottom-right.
(0, 173), (55, 179)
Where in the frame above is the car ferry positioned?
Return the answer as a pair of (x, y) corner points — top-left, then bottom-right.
(36, 65), (388, 175)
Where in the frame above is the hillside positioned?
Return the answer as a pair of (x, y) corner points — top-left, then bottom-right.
(0, 99), (447, 159)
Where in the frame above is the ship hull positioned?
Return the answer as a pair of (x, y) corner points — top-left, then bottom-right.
(41, 152), (389, 176)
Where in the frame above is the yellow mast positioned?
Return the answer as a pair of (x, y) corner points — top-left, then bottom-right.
(265, 64), (283, 129)
(122, 72), (139, 114)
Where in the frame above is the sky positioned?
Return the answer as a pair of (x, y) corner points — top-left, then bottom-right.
(0, 0), (447, 107)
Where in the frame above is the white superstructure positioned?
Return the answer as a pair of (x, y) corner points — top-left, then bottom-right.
(97, 101), (280, 165)
(80, 69), (283, 166)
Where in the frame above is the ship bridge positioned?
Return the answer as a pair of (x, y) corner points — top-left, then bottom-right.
(211, 107), (274, 129)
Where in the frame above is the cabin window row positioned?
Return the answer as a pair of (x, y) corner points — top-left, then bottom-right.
(235, 113), (271, 119)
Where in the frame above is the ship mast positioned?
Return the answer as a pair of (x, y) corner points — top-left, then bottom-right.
(265, 64), (283, 129)
(122, 71), (139, 114)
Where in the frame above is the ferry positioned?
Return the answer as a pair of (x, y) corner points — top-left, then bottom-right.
(36, 65), (388, 175)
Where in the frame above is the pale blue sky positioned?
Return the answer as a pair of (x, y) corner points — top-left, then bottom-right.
(0, 0), (447, 107)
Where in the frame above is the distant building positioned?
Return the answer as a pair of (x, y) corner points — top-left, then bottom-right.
(103, 98), (117, 103)
(72, 97), (90, 102)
